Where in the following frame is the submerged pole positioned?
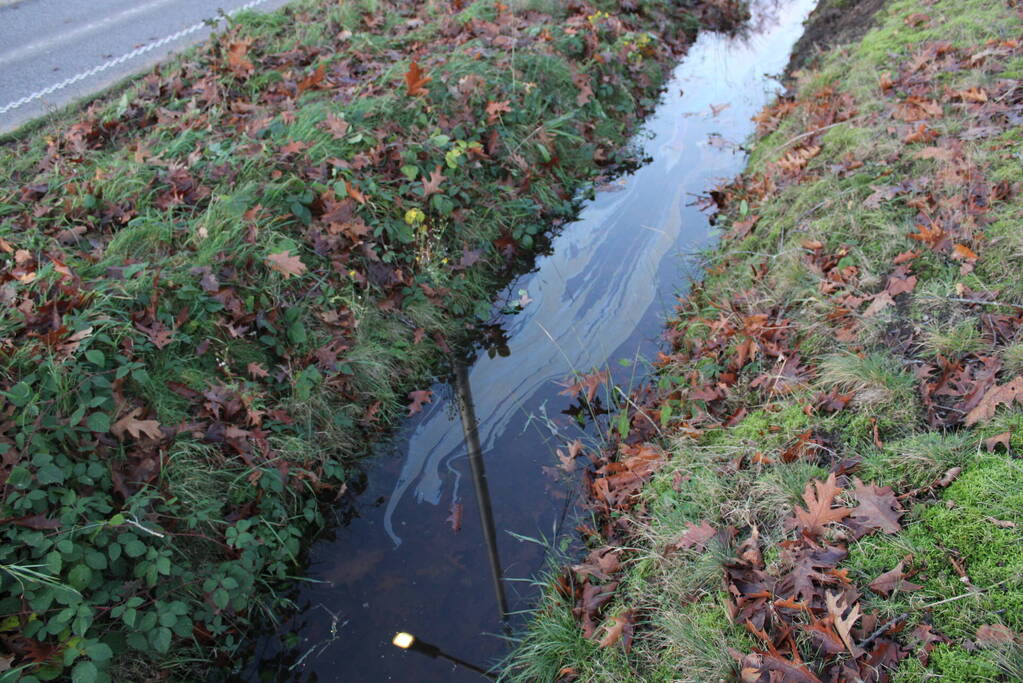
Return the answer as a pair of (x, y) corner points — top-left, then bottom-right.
(452, 360), (509, 621)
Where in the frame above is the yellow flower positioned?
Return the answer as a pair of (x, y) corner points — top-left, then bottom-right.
(404, 208), (426, 226)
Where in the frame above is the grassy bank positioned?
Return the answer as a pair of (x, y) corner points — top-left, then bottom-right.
(0, 0), (748, 679)
(507, 0), (1023, 680)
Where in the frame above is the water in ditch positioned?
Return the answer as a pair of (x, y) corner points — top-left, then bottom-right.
(247, 0), (816, 679)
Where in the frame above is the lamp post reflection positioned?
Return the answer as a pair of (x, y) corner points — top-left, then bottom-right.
(392, 632), (496, 680)
(453, 360), (509, 621)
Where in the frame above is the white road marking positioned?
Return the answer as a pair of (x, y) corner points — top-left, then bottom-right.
(0, 0), (271, 117)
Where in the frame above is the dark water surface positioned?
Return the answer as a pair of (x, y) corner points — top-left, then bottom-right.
(246, 1), (816, 679)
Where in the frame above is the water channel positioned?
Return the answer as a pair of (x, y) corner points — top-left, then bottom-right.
(247, 0), (817, 678)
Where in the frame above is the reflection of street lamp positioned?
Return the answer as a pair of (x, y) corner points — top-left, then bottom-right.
(392, 632), (496, 680)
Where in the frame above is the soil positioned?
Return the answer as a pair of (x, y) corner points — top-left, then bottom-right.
(787, 0), (888, 73)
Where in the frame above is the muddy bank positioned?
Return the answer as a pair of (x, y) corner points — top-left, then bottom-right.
(788, 0), (887, 72)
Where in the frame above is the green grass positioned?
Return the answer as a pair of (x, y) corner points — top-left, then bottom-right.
(506, 0), (1023, 678)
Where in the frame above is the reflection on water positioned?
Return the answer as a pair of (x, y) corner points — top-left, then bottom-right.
(246, 0), (817, 680)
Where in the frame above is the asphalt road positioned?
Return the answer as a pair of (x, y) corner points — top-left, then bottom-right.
(0, 0), (292, 134)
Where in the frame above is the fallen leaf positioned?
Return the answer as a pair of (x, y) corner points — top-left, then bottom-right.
(556, 439), (584, 473)
(486, 100), (512, 124)
(983, 432), (1011, 451)
(863, 292), (895, 317)
(728, 214), (760, 240)
(598, 610), (635, 651)
(573, 73), (594, 105)
(2, 515), (61, 530)
(559, 369), (609, 403)
(826, 591), (863, 657)
(869, 560), (922, 596)
(903, 123), (936, 144)
(670, 521), (716, 552)
(788, 473), (850, 538)
(404, 61), (431, 96)
(226, 38), (254, 77)
(908, 222), (946, 248)
(266, 250), (307, 278)
(407, 389), (433, 415)
(297, 63), (326, 93)
(135, 321), (175, 349)
(895, 96), (943, 122)
(952, 244), (978, 262)
(247, 362), (269, 379)
(953, 87), (988, 103)
(976, 624), (1017, 646)
(111, 408), (163, 441)
(965, 376), (1023, 425)
(323, 114), (350, 138)
(848, 478), (903, 534)
(572, 546), (620, 581)
(421, 166), (445, 198)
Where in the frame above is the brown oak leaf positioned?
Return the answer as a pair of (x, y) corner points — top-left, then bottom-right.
(826, 591), (863, 656)
(965, 375), (1023, 426)
(421, 166), (445, 198)
(323, 114), (350, 138)
(404, 61), (431, 97)
(572, 546), (620, 581)
(247, 362), (269, 379)
(111, 408), (163, 441)
(598, 610), (635, 651)
(670, 521), (716, 552)
(485, 100), (512, 124)
(266, 251), (307, 278)
(788, 473), (850, 537)
(869, 560), (922, 596)
(848, 478), (903, 534)
(226, 38), (254, 77)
